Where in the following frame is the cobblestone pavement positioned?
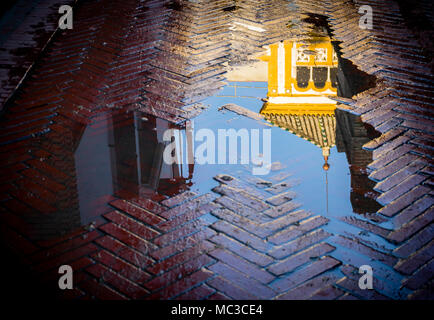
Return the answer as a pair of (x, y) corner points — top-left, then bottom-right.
(0, 0), (433, 300)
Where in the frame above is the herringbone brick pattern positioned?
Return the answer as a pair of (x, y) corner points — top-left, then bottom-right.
(319, 0), (434, 299)
(0, 0), (432, 300)
(0, 0), (78, 110)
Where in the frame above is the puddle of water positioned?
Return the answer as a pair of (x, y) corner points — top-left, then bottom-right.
(22, 35), (385, 243)
(75, 112), (193, 221)
(0, 6), (413, 300)
(188, 36), (382, 221)
(22, 111), (195, 239)
(181, 34), (404, 298)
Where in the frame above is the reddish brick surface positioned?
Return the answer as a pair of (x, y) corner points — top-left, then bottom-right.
(0, 0), (433, 301)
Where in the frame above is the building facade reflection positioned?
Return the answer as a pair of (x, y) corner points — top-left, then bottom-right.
(258, 37), (381, 215)
(75, 112), (194, 226)
(259, 37), (338, 170)
(20, 112), (193, 241)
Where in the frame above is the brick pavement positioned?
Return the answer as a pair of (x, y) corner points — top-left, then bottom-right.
(321, 0), (434, 299)
(0, 0), (433, 300)
(0, 0), (78, 110)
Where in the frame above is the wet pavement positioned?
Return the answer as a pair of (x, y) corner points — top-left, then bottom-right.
(0, 0), (433, 300)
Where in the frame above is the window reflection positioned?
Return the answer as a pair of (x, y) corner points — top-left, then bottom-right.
(257, 37), (380, 215)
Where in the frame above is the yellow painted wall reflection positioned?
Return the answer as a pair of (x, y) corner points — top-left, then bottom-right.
(259, 37), (339, 169)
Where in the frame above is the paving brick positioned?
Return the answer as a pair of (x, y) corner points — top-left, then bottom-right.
(268, 243), (336, 276)
(208, 262), (276, 299)
(309, 285), (345, 300)
(147, 242), (214, 276)
(374, 161), (425, 192)
(78, 278), (127, 300)
(99, 222), (157, 254)
(211, 220), (269, 253)
(109, 199), (165, 226)
(0, 224), (39, 255)
(377, 173), (427, 205)
(30, 230), (101, 263)
(214, 174), (267, 200)
(262, 209), (313, 231)
(213, 184), (269, 212)
(9, 188), (57, 214)
(113, 193), (167, 215)
(153, 217), (213, 247)
(34, 243), (99, 273)
(146, 269), (214, 300)
(268, 229), (333, 259)
(145, 254), (215, 291)
(276, 274), (339, 300)
(175, 284), (215, 300)
(338, 293), (360, 300)
(215, 196), (270, 223)
(372, 134), (410, 160)
(161, 191), (197, 207)
(150, 228), (216, 261)
(91, 249), (151, 283)
(268, 216), (329, 245)
(208, 248), (274, 284)
(402, 259), (434, 290)
(271, 256), (341, 293)
(158, 202), (219, 232)
(95, 235), (154, 269)
(263, 200), (303, 218)
(368, 144), (414, 171)
(363, 128), (405, 150)
(392, 195), (433, 227)
(103, 210), (160, 240)
(26, 158), (70, 183)
(86, 263), (149, 299)
(394, 224), (434, 257)
(211, 207), (273, 238)
(388, 207), (434, 243)
(402, 120), (434, 134)
(207, 291), (231, 300)
(335, 277), (389, 300)
(21, 168), (68, 193)
(209, 233), (273, 267)
(394, 240), (434, 275)
(340, 216), (390, 238)
(265, 179), (299, 195)
(335, 235), (398, 267)
(265, 191), (297, 206)
(379, 185), (430, 217)
(206, 276), (258, 300)
(159, 193), (215, 219)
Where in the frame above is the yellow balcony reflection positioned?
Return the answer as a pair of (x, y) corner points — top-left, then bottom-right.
(258, 38), (338, 98)
(259, 37), (339, 171)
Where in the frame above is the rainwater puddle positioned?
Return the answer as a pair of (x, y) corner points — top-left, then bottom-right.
(0, 4), (416, 300)
(180, 33), (404, 297)
(53, 30), (390, 252)
(189, 35), (384, 224)
(74, 112), (192, 222)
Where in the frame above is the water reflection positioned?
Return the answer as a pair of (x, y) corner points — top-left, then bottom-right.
(335, 110), (382, 215)
(227, 36), (381, 215)
(29, 112), (193, 240)
(78, 112), (194, 223)
(259, 37), (338, 172)
(23, 36), (381, 240)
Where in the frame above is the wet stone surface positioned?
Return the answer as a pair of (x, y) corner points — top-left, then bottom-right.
(0, 0), (433, 300)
